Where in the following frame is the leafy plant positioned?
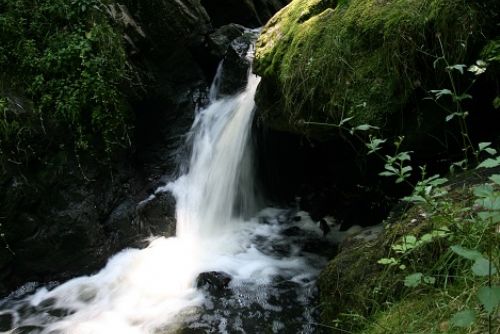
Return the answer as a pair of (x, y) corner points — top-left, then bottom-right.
(0, 0), (132, 173)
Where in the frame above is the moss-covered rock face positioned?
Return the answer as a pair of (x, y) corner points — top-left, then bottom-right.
(317, 167), (500, 333)
(254, 0), (496, 135)
(317, 208), (439, 332)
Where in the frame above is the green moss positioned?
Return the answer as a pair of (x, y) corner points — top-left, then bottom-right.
(360, 289), (467, 334)
(318, 204), (453, 332)
(318, 171), (500, 333)
(361, 281), (500, 334)
(254, 0), (488, 134)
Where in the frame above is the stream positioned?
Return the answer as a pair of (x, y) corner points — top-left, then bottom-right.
(0, 41), (336, 334)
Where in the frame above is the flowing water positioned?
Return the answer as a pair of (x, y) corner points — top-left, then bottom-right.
(0, 46), (335, 334)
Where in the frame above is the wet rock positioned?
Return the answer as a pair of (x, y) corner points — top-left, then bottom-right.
(282, 226), (303, 237)
(196, 271), (232, 295)
(208, 24), (247, 59)
(136, 191), (176, 237)
(271, 243), (292, 256)
(47, 308), (74, 318)
(215, 31), (257, 97)
(13, 325), (44, 334)
(0, 312), (14, 332)
(318, 218), (331, 236)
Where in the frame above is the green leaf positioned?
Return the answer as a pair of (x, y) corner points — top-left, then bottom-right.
(446, 64), (466, 74)
(393, 236), (418, 253)
(472, 258), (497, 276)
(453, 94), (472, 102)
(428, 177), (448, 187)
(366, 137), (386, 154)
(477, 286), (500, 314)
(473, 184), (494, 198)
(404, 235), (417, 245)
(431, 228), (450, 238)
(404, 273), (423, 287)
(339, 116), (354, 126)
(397, 152), (412, 161)
(377, 257), (398, 265)
(445, 113), (456, 122)
(450, 310), (475, 328)
(485, 148), (498, 156)
(478, 142), (492, 151)
(451, 245), (483, 260)
(423, 276), (436, 284)
(468, 63), (487, 75)
(475, 196), (500, 211)
(354, 124), (379, 131)
(489, 174), (500, 185)
(396, 176), (406, 183)
(477, 157), (500, 169)
(401, 166), (413, 174)
(402, 195), (426, 203)
(419, 233), (434, 243)
(430, 89), (452, 99)
(477, 211), (500, 224)
(493, 96), (500, 109)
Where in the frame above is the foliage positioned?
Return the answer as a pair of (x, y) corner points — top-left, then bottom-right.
(316, 47), (500, 331)
(254, 0), (490, 133)
(0, 0), (131, 173)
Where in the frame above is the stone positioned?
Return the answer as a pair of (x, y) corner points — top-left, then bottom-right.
(136, 191), (177, 237)
(196, 271), (232, 295)
(208, 24), (247, 59)
(0, 312), (14, 332)
(282, 226), (303, 237)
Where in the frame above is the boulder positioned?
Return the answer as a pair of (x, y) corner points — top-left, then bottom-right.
(135, 191), (177, 237)
(212, 30), (260, 98)
(196, 271), (232, 295)
(208, 24), (247, 59)
(0, 312), (14, 332)
(254, 0), (500, 145)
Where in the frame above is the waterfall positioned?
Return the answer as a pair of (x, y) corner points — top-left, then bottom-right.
(0, 40), (327, 334)
(168, 73), (260, 239)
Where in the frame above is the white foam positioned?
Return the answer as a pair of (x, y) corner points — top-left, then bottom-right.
(2, 53), (324, 334)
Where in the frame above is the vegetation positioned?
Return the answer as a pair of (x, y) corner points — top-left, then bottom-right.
(319, 158), (500, 333)
(254, 0), (498, 135)
(0, 0), (131, 175)
(315, 48), (500, 333)
(253, 0), (500, 329)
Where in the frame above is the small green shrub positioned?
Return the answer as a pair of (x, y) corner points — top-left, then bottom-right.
(0, 0), (131, 173)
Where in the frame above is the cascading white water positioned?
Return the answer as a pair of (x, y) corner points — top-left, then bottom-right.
(0, 42), (331, 334)
(168, 74), (260, 239)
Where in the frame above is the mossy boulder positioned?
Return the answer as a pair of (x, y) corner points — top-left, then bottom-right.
(254, 0), (499, 137)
